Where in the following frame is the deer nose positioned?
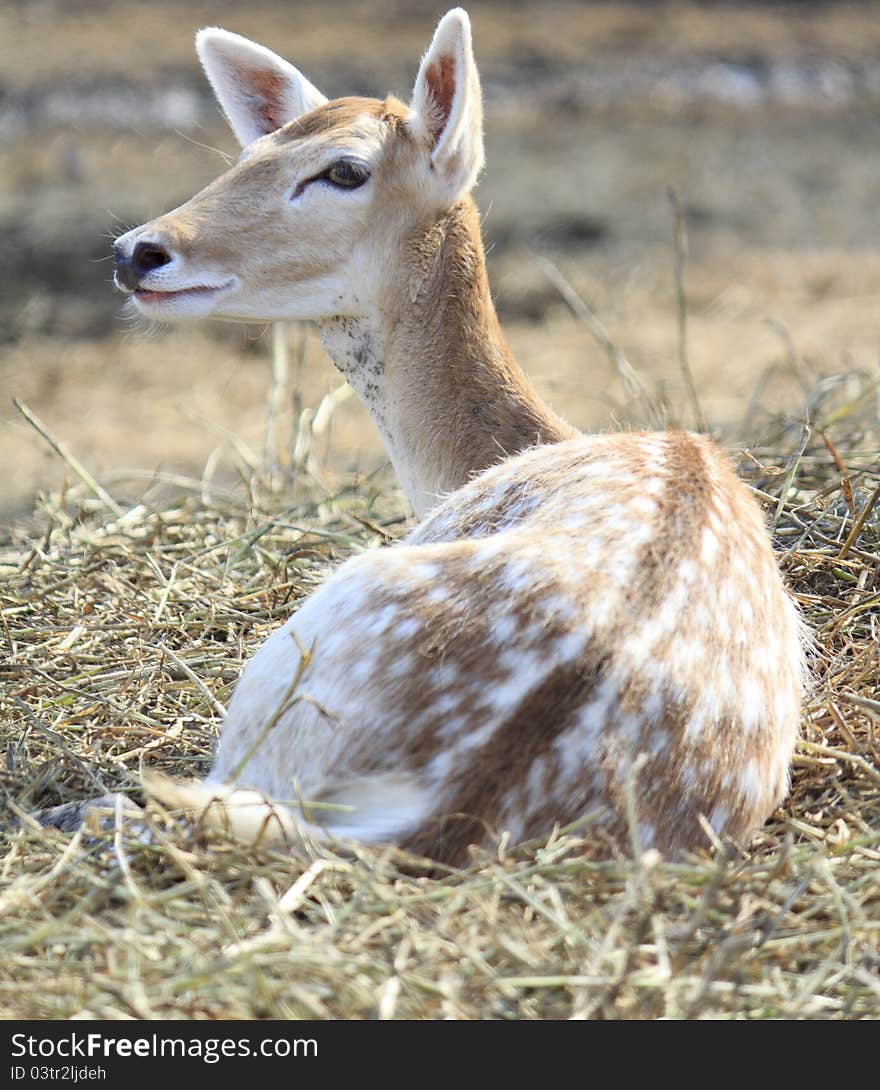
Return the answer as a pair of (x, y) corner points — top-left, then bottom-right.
(114, 238), (172, 290)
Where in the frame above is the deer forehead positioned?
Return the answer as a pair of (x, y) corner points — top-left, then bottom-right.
(278, 95), (410, 142)
(238, 96), (414, 171)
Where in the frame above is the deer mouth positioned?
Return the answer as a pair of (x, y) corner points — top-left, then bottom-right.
(132, 280), (235, 306)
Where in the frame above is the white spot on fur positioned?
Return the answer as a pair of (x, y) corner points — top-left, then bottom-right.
(739, 677), (765, 731)
(653, 580), (692, 636)
(433, 690), (464, 719)
(486, 648), (553, 716)
(638, 821), (656, 848)
(372, 603), (400, 633)
(394, 617), (423, 641)
(713, 611), (732, 642)
(491, 613), (520, 644)
(412, 561), (441, 581)
(629, 495), (659, 520)
(553, 678), (618, 776)
(700, 526), (719, 565)
(738, 761), (764, 808)
(388, 652), (419, 680)
(320, 772), (432, 842)
(453, 718), (501, 753)
(642, 689), (665, 724)
(553, 629), (588, 662)
(677, 557), (698, 584)
(618, 711), (644, 745)
(641, 476), (666, 497)
(647, 727), (670, 756)
(709, 803), (729, 833)
(525, 756), (547, 810)
(426, 749), (454, 783)
(500, 813), (525, 842)
(498, 558), (533, 595)
(684, 707), (707, 741)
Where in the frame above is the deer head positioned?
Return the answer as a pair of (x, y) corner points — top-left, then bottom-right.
(113, 8), (484, 324)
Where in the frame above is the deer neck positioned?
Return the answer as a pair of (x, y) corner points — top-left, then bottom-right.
(320, 197), (577, 515)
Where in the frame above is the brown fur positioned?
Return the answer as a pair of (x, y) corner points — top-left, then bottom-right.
(277, 96), (402, 141)
(383, 197), (579, 494)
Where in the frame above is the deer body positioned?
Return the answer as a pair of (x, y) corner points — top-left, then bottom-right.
(113, 10), (805, 864)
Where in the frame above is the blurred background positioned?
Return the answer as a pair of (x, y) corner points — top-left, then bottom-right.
(1, 0), (879, 519)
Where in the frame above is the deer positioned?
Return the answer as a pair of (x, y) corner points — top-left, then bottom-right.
(98, 8), (810, 866)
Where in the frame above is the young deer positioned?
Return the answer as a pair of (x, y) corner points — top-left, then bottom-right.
(110, 9), (805, 865)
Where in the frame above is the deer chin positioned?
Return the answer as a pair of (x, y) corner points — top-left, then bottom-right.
(129, 279), (237, 318)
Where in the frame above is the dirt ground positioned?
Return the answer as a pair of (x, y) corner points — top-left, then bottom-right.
(2, 0), (879, 519)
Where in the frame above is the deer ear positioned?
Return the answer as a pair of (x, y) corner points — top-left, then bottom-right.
(409, 8), (484, 200)
(196, 28), (328, 148)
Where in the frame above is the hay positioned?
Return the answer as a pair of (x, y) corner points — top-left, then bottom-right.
(0, 369), (878, 1021)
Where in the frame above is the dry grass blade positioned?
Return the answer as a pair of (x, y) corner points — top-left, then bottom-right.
(667, 187), (706, 434)
(839, 480), (880, 561)
(13, 399), (124, 517)
(536, 256), (664, 430)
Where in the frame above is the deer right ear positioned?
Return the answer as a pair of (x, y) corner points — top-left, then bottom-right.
(196, 28), (328, 148)
(409, 8), (485, 202)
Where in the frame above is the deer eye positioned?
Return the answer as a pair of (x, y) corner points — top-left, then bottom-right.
(323, 159), (370, 189)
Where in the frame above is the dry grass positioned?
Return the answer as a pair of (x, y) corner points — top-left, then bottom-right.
(0, 352), (878, 1021)
(2, 0), (878, 1022)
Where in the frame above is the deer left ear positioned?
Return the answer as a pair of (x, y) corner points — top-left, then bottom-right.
(196, 27), (328, 148)
(409, 8), (484, 201)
